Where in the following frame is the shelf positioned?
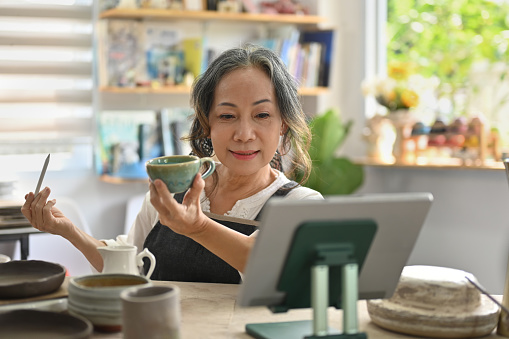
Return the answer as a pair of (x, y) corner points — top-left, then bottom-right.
(100, 86), (329, 96)
(298, 87), (329, 96)
(355, 157), (505, 171)
(100, 86), (191, 94)
(99, 8), (325, 25)
(100, 174), (148, 184)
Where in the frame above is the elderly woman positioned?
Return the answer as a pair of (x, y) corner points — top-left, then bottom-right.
(22, 45), (323, 284)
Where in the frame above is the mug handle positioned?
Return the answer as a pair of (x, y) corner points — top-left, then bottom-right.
(199, 157), (216, 180)
(137, 248), (156, 279)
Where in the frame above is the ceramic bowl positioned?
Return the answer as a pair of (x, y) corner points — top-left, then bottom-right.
(68, 274), (151, 332)
(0, 260), (66, 299)
(0, 309), (93, 339)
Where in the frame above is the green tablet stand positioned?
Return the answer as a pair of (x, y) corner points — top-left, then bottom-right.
(246, 219), (377, 339)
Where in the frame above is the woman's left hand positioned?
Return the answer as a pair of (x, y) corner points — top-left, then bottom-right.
(149, 173), (209, 238)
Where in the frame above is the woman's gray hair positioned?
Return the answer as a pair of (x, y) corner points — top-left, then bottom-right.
(186, 44), (312, 184)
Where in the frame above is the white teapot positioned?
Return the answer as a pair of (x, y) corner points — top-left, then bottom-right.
(97, 245), (156, 279)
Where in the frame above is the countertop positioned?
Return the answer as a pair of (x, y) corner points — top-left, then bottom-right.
(90, 280), (507, 339)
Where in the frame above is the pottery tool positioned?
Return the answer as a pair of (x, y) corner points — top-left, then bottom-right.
(34, 154), (50, 196)
(465, 276), (509, 314)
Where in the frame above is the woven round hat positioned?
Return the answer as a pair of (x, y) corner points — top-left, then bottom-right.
(367, 265), (500, 338)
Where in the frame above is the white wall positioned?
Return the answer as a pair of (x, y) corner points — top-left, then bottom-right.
(359, 166), (509, 294)
(3, 1), (508, 295)
(316, 0), (367, 158)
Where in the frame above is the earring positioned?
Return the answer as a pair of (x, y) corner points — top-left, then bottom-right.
(270, 149), (283, 172)
(202, 138), (214, 157)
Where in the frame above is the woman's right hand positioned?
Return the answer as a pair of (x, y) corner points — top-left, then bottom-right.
(21, 187), (74, 239)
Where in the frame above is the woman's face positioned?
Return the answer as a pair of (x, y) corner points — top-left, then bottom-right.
(209, 66), (284, 176)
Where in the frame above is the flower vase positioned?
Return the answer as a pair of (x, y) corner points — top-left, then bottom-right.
(386, 109), (414, 163)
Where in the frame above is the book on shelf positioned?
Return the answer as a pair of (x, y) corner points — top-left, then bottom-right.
(158, 109), (174, 156)
(167, 107), (193, 156)
(270, 26), (301, 69)
(250, 27), (333, 89)
(300, 29), (334, 87)
(302, 42), (321, 88)
(99, 21), (214, 88)
(98, 110), (159, 178)
(138, 123), (162, 162)
(252, 38), (281, 53)
(97, 108), (197, 178)
(143, 23), (184, 86)
(99, 20), (143, 88)
(169, 121), (183, 155)
(181, 37), (211, 80)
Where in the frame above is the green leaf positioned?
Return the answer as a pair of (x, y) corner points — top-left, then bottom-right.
(308, 109), (352, 162)
(300, 109), (364, 196)
(311, 158), (364, 196)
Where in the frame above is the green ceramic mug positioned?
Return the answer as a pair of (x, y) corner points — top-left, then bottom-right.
(146, 155), (215, 193)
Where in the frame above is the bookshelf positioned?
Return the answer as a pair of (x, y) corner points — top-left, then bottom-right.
(96, 8), (331, 94)
(100, 174), (148, 184)
(99, 86), (329, 96)
(95, 6), (334, 182)
(99, 8), (325, 25)
(100, 86), (191, 95)
(355, 156), (505, 171)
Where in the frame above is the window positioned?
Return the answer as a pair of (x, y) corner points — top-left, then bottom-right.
(384, 0), (509, 152)
(366, 0), (509, 166)
(0, 0), (94, 172)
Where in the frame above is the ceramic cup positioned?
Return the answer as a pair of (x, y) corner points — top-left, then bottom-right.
(0, 254), (11, 263)
(146, 155), (215, 193)
(121, 285), (181, 339)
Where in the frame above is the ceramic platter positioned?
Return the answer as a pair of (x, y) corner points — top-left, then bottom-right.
(0, 260), (66, 299)
(0, 309), (92, 339)
(0, 298), (68, 313)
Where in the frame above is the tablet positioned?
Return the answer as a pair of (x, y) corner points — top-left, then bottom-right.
(238, 192), (433, 308)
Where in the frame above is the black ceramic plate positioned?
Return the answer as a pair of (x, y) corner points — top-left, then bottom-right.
(0, 260), (66, 299)
(0, 309), (92, 339)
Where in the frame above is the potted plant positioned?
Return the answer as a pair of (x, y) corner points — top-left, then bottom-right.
(297, 109), (364, 195)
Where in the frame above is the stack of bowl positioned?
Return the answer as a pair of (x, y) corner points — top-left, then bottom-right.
(68, 274), (152, 332)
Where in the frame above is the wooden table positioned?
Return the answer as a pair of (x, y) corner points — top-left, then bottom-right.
(92, 280), (507, 339)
